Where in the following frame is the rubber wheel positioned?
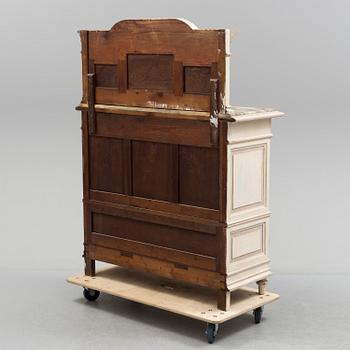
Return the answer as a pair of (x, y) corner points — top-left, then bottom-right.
(83, 288), (100, 301)
(253, 306), (264, 324)
(206, 323), (218, 344)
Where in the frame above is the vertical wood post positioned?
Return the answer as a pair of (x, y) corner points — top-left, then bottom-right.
(85, 258), (96, 276)
(217, 290), (231, 311)
(87, 73), (96, 135)
(173, 61), (183, 96)
(79, 30), (89, 104)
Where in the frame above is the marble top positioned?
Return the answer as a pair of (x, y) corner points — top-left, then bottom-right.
(225, 106), (284, 122)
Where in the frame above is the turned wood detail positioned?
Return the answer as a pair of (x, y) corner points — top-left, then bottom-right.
(257, 279), (268, 295)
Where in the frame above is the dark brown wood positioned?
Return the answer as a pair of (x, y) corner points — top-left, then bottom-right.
(118, 59), (127, 93)
(91, 211), (216, 257)
(85, 19), (225, 111)
(89, 31), (219, 70)
(171, 144), (179, 203)
(88, 200), (219, 236)
(122, 139), (132, 195)
(84, 257), (95, 276)
(217, 290), (231, 311)
(128, 54), (173, 91)
(94, 113), (213, 148)
(184, 66), (211, 95)
(95, 64), (118, 88)
(81, 112), (90, 200)
(89, 244), (224, 289)
(132, 141), (178, 202)
(89, 136), (124, 193)
(78, 19), (230, 296)
(87, 73), (96, 135)
(81, 112), (95, 276)
(89, 190), (220, 221)
(90, 233), (216, 271)
(79, 31), (88, 104)
(88, 59), (95, 74)
(215, 226), (226, 274)
(173, 61), (183, 96)
(179, 145), (219, 209)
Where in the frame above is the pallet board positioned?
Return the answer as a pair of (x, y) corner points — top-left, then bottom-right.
(67, 266), (279, 324)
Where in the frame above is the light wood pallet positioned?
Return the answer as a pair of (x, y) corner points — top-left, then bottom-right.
(67, 266), (279, 343)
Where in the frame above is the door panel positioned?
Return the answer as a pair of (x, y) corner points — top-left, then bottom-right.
(179, 145), (219, 209)
(89, 136), (124, 193)
(132, 141), (178, 202)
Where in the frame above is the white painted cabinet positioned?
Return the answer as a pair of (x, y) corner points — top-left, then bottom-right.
(225, 107), (283, 292)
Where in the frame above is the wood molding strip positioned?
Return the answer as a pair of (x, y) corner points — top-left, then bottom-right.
(90, 232), (217, 271)
(87, 199), (221, 235)
(89, 190), (220, 221)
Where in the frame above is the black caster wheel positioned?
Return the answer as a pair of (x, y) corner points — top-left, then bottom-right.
(206, 323), (219, 344)
(253, 306), (264, 324)
(83, 288), (100, 301)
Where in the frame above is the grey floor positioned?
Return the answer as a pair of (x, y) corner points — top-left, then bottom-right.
(1, 269), (349, 350)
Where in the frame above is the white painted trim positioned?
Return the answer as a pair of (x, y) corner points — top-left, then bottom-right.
(228, 134), (272, 144)
(227, 270), (272, 291)
(227, 212), (271, 227)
